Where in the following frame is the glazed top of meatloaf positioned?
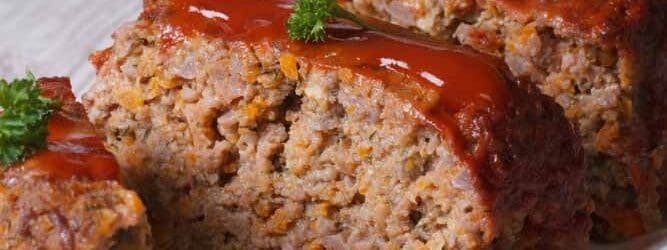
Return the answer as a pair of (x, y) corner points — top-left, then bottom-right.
(12, 77), (120, 181)
(133, 0), (585, 226)
(0, 78), (149, 249)
(486, 0), (660, 46)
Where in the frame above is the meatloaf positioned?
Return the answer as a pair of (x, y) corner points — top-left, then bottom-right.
(348, 0), (667, 240)
(84, 0), (589, 248)
(0, 78), (152, 250)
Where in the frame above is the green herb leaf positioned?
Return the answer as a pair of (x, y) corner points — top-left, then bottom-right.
(287, 0), (336, 42)
(0, 73), (55, 167)
(287, 0), (374, 42)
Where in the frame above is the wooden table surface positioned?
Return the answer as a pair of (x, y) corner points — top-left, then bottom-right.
(0, 1), (665, 249)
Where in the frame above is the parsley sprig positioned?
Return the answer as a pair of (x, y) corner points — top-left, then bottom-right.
(287, 0), (374, 42)
(0, 73), (55, 167)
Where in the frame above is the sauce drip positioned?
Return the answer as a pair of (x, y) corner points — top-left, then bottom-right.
(155, 0), (512, 161)
(20, 79), (119, 181)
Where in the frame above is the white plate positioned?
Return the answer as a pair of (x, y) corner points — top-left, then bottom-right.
(0, 0), (141, 96)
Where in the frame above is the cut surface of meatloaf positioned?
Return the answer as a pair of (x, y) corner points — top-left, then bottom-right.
(348, 0), (667, 240)
(0, 78), (152, 250)
(84, 0), (589, 249)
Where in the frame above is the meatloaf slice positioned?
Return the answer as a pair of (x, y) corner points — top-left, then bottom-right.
(348, 0), (667, 240)
(0, 78), (152, 250)
(84, 0), (589, 248)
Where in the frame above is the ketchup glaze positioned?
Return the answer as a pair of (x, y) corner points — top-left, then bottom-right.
(17, 78), (119, 181)
(149, 0), (515, 164)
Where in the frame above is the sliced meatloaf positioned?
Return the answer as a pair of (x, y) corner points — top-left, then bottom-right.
(348, 0), (667, 240)
(0, 78), (152, 250)
(84, 0), (589, 248)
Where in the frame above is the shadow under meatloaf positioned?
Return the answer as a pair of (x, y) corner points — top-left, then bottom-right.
(84, 0), (589, 249)
(0, 78), (152, 250)
(347, 0), (667, 240)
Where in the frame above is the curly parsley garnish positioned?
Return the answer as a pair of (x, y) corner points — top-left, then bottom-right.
(0, 73), (55, 167)
(287, 0), (374, 42)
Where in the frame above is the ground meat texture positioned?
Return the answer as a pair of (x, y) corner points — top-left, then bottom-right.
(0, 169), (152, 250)
(84, 0), (589, 249)
(348, 0), (667, 240)
(0, 78), (152, 250)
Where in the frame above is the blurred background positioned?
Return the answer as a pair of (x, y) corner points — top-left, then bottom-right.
(0, 0), (141, 96)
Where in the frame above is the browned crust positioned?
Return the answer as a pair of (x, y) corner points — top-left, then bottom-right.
(477, 79), (590, 247)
